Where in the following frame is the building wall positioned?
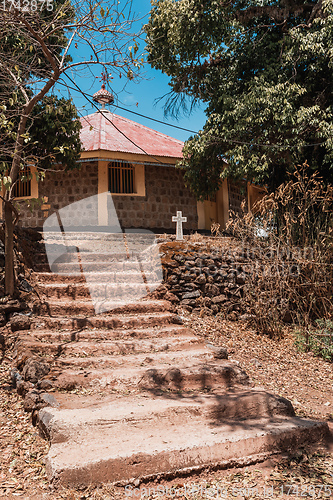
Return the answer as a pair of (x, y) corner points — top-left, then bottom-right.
(16, 162), (99, 228)
(16, 161), (198, 231)
(112, 164), (198, 230)
(228, 180), (248, 216)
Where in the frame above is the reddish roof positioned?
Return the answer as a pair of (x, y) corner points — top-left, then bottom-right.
(80, 111), (184, 159)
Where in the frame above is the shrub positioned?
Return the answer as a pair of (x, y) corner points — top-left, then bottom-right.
(227, 163), (333, 338)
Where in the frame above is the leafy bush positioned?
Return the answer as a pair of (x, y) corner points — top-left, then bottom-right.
(295, 320), (333, 362)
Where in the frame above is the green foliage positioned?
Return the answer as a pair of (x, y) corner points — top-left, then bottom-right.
(0, 0), (81, 177)
(146, 0), (333, 196)
(295, 320), (333, 362)
(29, 96), (82, 171)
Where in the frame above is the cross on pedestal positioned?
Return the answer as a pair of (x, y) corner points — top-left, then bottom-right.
(172, 211), (187, 241)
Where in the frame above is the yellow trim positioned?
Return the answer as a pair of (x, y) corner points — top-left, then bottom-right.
(197, 201), (205, 230)
(108, 162), (145, 197)
(0, 166), (39, 219)
(247, 182), (266, 212)
(12, 165), (39, 200)
(217, 179), (229, 229)
(81, 149), (180, 166)
(198, 179), (230, 231)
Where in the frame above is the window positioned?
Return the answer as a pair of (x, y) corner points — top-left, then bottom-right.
(13, 166), (31, 198)
(205, 194), (217, 202)
(108, 162), (135, 194)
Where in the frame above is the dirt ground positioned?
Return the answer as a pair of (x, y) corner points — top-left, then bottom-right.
(1, 314), (333, 499)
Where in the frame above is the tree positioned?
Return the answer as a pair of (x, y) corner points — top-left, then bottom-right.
(145, 0), (333, 199)
(0, 0), (143, 295)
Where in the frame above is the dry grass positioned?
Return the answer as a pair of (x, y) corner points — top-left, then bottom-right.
(227, 163), (333, 339)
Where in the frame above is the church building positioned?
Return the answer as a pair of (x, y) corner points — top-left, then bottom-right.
(4, 84), (265, 232)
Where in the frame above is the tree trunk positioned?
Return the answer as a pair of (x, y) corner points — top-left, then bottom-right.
(4, 202), (15, 296)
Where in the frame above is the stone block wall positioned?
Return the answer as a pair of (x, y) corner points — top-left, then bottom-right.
(155, 240), (249, 320)
(17, 162), (198, 231)
(112, 165), (198, 230)
(17, 162), (99, 228)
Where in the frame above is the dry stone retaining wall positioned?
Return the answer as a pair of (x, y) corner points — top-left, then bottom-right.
(158, 241), (250, 319)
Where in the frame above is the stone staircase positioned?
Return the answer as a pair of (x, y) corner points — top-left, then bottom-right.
(15, 231), (329, 488)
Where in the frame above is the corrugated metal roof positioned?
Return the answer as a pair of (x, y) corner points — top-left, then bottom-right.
(80, 111), (184, 159)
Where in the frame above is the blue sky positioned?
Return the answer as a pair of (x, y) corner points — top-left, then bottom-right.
(56, 0), (207, 143)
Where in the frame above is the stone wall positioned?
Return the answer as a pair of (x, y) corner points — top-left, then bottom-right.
(17, 162), (99, 228)
(156, 240), (249, 320)
(112, 165), (198, 230)
(17, 163), (198, 231)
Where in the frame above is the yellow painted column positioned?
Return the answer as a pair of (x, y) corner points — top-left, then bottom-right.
(98, 160), (108, 226)
(197, 201), (205, 230)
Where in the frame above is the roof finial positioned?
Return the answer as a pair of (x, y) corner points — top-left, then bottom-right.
(93, 71), (114, 110)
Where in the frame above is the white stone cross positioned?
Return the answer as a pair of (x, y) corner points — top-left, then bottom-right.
(172, 211), (187, 241)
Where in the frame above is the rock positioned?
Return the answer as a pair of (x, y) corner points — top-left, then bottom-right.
(0, 300), (26, 314)
(184, 260), (195, 268)
(239, 314), (255, 322)
(178, 305), (193, 313)
(10, 369), (22, 388)
(0, 331), (5, 350)
(212, 294), (228, 304)
(236, 274), (246, 285)
(22, 357), (50, 384)
(18, 278), (34, 293)
(180, 299), (196, 307)
(40, 393), (59, 408)
(17, 379), (33, 396)
(202, 297), (212, 308)
(24, 391), (40, 412)
(206, 343), (228, 360)
(37, 379), (54, 390)
(195, 274), (206, 285)
(268, 395), (295, 417)
(182, 290), (200, 300)
(184, 274), (196, 282)
(204, 284), (220, 297)
(164, 292), (180, 303)
(183, 283), (198, 291)
(10, 314), (31, 332)
(167, 275), (178, 285)
(173, 254), (185, 263)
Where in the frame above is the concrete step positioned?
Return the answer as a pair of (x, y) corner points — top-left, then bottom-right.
(49, 260), (159, 274)
(35, 272), (86, 284)
(50, 355), (250, 392)
(44, 251), (157, 264)
(38, 282), (161, 299)
(38, 392), (329, 487)
(34, 299), (172, 317)
(15, 334), (202, 358)
(25, 324), (190, 343)
(31, 311), (180, 331)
